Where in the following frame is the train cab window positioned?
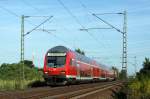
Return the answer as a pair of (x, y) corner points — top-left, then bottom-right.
(47, 56), (66, 68)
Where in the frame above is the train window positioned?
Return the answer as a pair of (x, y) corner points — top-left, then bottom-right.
(47, 56), (66, 68)
(77, 63), (80, 67)
(70, 59), (72, 65)
(72, 59), (76, 66)
(70, 59), (76, 66)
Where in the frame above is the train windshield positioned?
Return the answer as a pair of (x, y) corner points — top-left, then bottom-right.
(47, 53), (66, 68)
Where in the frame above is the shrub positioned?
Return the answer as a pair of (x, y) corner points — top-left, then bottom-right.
(0, 62), (43, 90)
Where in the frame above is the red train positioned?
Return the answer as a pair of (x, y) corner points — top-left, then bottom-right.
(43, 46), (117, 85)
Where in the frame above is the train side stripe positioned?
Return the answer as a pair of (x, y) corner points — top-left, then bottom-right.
(66, 75), (76, 78)
(66, 75), (93, 80)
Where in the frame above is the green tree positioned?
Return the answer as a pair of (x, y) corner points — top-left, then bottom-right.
(75, 48), (85, 55)
(127, 58), (150, 99)
(24, 60), (34, 68)
(0, 63), (42, 80)
(19, 60), (34, 68)
(139, 57), (150, 77)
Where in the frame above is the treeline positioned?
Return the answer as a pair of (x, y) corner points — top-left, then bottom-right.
(136, 58), (150, 78)
(0, 60), (43, 80)
(128, 57), (150, 98)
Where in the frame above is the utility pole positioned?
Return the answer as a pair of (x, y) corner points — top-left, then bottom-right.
(21, 15), (25, 89)
(32, 52), (35, 67)
(81, 11), (128, 79)
(134, 56), (137, 76)
(21, 15), (24, 63)
(122, 11), (127, 79)
(20, 15), (53, 89)
(20, 15), (53, 64)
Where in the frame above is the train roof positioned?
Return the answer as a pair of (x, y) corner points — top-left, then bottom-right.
(47, 45), (70, 53)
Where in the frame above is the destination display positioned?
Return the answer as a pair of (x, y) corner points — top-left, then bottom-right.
(47, 53), (66, 56)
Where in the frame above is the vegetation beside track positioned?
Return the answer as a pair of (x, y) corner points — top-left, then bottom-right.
(128, 77), (150, 98)
(127, 58), (150, 98)
(0, 61), (44, 90)
(114, 58), (150, 99)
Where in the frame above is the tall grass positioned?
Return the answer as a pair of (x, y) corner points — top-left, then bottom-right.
(0, 79), (44, 91)
(0, 63), (44, 90)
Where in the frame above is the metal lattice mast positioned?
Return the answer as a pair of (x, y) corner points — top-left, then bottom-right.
(20, 15), (53, 88)
(21, 15), (24, 63)
(86, 11), (128, 79)
(134, 56), (137, 76)
(122, 11), (127, 78)
(21, 15), (25, 89)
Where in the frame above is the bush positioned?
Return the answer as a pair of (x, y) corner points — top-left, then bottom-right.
(0, 63), (43, 80)
(128, 77), (150, 98)
(127, 58), (150, 98)
(0, 62), (44, 90)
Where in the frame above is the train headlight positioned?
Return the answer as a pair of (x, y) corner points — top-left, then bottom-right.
(44, 71), (48, 74)
(61, 71), (65, 75)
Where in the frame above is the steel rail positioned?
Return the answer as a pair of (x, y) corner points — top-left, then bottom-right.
(0, 81), (121, 99)
(42, 81), (122, 99)
(70, 83), (122, 99)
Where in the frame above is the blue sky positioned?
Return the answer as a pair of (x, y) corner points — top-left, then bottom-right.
(0, 0), (150, 75)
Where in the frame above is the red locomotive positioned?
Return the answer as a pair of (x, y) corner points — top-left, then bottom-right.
(43, 46), (116, 85)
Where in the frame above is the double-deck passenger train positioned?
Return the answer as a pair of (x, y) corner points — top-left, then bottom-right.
(43, 46), (117, 85)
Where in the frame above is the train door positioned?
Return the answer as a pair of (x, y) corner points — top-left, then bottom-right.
(91, 67), (93, 79)
(70, 58), (78, 79)
(76, 62), (80, 80)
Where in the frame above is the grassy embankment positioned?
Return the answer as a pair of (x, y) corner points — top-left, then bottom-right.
(0, 62), (44, 90)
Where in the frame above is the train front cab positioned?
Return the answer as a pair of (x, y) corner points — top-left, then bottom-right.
(43, 55), (66, 85)
(43, 46), (73, 85)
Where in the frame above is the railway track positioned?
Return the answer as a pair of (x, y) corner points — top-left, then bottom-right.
(0, 81), (122, 99)
(43, 81), (122, 99)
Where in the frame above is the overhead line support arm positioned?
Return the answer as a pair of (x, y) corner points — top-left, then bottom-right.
(92, 14), (124, 34)
(24, 16), (53, 36)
